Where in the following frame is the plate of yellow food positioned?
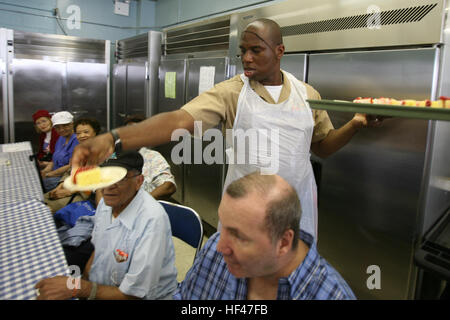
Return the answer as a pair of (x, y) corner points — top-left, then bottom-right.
(63, 166), (127, 191)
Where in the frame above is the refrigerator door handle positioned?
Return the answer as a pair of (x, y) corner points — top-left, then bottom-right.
(145, 61), (149, 80)
(70, 110), (88, 116)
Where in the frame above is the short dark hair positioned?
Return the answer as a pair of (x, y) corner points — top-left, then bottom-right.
(124, 114), (146, 126)
(74, 117), (101, 135)
(225, 172), (301, 249)
(244, 18), (283, 47)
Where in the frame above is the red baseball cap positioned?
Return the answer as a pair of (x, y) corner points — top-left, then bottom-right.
(32, 110), (51, 123)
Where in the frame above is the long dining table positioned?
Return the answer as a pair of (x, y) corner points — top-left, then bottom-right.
(0, 142), (68, 300)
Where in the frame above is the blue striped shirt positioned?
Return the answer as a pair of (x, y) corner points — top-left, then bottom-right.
(174, 230), (356, 300)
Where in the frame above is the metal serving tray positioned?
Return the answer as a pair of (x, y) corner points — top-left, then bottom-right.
(307, 99), (450, 121)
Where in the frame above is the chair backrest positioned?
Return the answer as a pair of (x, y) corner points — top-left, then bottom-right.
(29, 154), (45, 193)
(158, 200), (204, 259)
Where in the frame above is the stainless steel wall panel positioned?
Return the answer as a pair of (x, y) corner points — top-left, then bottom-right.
(10, 58), (108, 148)
(113, 32), (161, 122)
(158, 59), (187, 113)
(423, 121), (450, 232)
(186, 57), (227, 102)
(1, 29), (6, 143)
(309, 48), (437, 101)
(5, 29), (13, 143)
(66, 62), (108, 132)
(125, 63), (147, 118)
(112, 64), (127, 129)
(229, 0), (444, 54)
(0, 30), (109, 148)
(420, 8), (450, 237)
(184, 137), (225, 228)
(156, 59), (188, 204)
(105, 41), (111, 132)
(148, 31), (162, 117)
(13, 30), (106, 63)
(308, 48), (436, 299)
(183, 57), (228, 228)
(229, 56), (243, 78)
(280, 54), (306, 82)
(11, 59), (65, 149)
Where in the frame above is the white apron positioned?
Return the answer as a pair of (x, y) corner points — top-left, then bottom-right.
(223, 71), (318, 239)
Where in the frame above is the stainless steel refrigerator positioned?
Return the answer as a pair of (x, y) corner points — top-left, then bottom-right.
(184, 57), (228, 228)
(307, 48), (437, 300)
(156, 56), (229, 228)
(0, 29), (110, 152)
(155, 58), (188, 204)
(112, 31), (161, 128)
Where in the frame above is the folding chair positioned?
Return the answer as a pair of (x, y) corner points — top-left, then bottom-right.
(158, 200), (204, 261)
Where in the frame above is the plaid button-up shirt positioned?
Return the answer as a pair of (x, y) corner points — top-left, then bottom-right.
(174, 230), (356, 300)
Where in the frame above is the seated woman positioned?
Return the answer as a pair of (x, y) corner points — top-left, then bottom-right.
(32, 109), (59, 164)
(41, 111), (79, 192)
(44, 118), (101, 213)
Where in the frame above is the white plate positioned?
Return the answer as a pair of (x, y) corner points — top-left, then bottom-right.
(63, 166), (127, 191)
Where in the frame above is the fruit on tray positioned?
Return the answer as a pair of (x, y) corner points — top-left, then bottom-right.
(353, 96), (450, 108)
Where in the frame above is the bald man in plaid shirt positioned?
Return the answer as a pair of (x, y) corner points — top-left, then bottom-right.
(174, 172), (355, 300)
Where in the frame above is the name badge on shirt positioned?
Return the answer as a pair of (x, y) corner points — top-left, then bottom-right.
(114, 249), (129, 263)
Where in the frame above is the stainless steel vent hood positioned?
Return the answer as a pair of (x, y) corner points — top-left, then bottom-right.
(162, 16), (231, 56)
(230, 0), (445, 54)
(13, 30), (106, 63)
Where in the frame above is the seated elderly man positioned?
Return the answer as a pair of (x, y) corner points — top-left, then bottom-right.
(124, 114), (176, 200)
(35, 151), (178, 300)
(174, 172), (356, 300)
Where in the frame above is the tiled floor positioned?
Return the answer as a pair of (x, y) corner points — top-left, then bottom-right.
(172, 235), (209, 283)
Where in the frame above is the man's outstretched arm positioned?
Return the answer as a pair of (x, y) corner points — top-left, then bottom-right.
(71, 109), (195, 168)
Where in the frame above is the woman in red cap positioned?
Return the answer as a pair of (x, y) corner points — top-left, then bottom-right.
(32, 109), (59, 165)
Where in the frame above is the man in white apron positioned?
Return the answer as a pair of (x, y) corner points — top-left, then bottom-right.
(71, 19), (382, 241)
(223, 68), (318, 237)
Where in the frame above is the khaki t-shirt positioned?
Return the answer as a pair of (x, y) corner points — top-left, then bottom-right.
(181, 71), (334, 143)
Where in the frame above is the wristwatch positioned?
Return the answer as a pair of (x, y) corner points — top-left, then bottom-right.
(110, 129), (122, 154)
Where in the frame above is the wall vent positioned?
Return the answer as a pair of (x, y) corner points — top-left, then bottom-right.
(116, 33), (148, 60)
(281, 3), (438, 37)
(13, 31), (105, 63)
(164, 19), (230, 55)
